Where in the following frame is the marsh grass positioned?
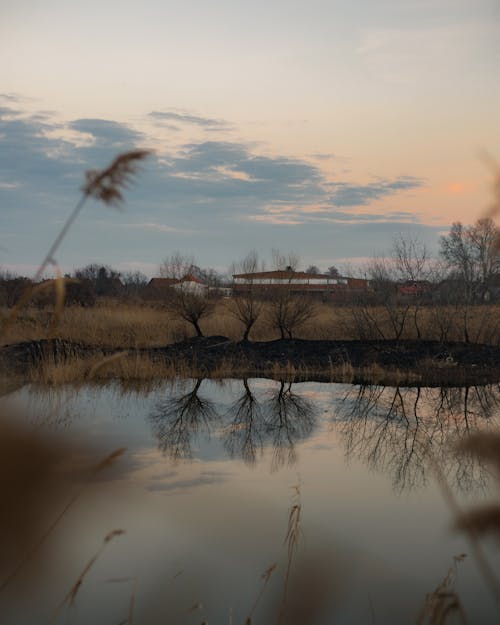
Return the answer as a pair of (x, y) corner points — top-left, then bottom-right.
(46, 529), (126, 625)
(24, 348), (429, 387)
(2, 301), (500, 348)
(416, 555), (468, 625)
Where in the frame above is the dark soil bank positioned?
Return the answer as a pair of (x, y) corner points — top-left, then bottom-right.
(2, 336), (500, 385)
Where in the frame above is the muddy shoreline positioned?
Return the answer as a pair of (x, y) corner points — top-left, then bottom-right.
(2, 336), (500, 386)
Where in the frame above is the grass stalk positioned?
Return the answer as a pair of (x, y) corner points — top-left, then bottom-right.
(46, 529), (125, 625)
(0, 448), (126, 594)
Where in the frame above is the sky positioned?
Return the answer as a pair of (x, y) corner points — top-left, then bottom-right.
(1, 0), (499, 277)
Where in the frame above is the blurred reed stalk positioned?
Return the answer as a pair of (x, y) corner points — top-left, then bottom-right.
(429, 441), (500, 609)
(46, 529), (126, 625)
(1, 149), (151, 339)
(0, 447), (126, 594)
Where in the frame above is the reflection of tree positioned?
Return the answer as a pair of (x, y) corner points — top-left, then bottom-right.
(335, 385), (500, 494)
(223, 380), (319, 470)
(223, 379), (265, 465)
(150, 379), (319, 469)
(149, 379), (218, 461)
(263, 381), (318, 471)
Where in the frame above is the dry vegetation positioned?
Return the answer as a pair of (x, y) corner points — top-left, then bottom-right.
(25, 350), (415, 388)
(2, 300), (500, 349)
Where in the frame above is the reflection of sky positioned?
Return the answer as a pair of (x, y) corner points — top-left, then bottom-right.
(3, 379), (500, 624)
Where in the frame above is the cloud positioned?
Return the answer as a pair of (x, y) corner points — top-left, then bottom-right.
(121, 222), (185, 234)
(149, 110), (232, 131)
(248, 208), (419, 226)
(249, 215), (304, 226)
(146, 470), (231, 493)
(329, 176), (423, 207)
(69, 118), (144, 149)
(0, 100), (435, 272)
(0, 93), (19, 101)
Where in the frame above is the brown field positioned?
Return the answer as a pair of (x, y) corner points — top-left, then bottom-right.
(2, 300), (499, 349)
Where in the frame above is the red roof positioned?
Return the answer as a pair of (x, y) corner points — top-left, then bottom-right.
(180, 274), (205, 284)
(148, 277), (179, 287)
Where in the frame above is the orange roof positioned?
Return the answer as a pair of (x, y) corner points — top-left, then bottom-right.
(180, 274), (205, 284)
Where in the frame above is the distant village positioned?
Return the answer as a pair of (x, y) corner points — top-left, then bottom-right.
(1, 262), (500, 308)
(1, 217), (499, 307)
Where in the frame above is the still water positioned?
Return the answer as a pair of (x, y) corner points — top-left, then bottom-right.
(3, 379), (500, 624)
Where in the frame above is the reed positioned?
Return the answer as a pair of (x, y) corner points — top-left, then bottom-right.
(46, 529), (126, 625)
(2, 301), (500, 348)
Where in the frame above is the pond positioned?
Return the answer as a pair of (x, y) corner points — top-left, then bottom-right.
(2, 379), (500, 625)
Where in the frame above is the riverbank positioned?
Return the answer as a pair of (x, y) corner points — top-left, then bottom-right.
(2, 336), (500, 386)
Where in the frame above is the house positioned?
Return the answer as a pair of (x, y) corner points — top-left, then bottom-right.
(147, 275), (208, 298)
(397, 280), (433, 299)
(232, 270), (369, 298)
(172, 274), (208, 295)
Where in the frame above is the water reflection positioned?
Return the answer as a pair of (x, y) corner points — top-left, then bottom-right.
(223, 378), (265, 466)
(15, 379), (500, 492)
(151, 379), (318, 470)
(149, 378), (218, 461)
(335, 385), (500, 493)
(261, 381), (318, 471)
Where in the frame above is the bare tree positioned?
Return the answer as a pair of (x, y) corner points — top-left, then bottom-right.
(73, 264), (122, 297)
(305, 265), (320, 274)
(440, 218), (500, 302)
(356, 256), (410, 340)
(392, 234), (430, 283)
(159, 252), (214, 337)
(229, 251), (265, 341)
(392, 234), (432, 338)
(159, 251), (196, 280)
(354, 237), (433, 340)
(267, 289), (316, 339)
(165, 288), (214, 337)
(271, 248), (300, 271)
(121, 270), (148, 297)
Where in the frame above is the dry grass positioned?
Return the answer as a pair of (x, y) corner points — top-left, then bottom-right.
(3, 301), (500, 348)
(416, 555), (468, 625)
(3, 298), (495, 386)
(24, 350), (429, 387)
(27, 352), (201, 386)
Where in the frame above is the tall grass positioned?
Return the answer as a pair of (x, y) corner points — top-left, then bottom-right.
(2, 301), (500, 348)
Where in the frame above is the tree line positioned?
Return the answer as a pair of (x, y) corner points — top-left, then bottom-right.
(0, 217), (499, 342)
